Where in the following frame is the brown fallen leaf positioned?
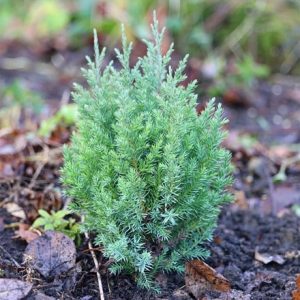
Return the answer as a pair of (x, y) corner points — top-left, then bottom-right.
(255, 248), (285, 265)
(24, 231), (76, 278)
(296, 274), (300, 288)
(0, 278), (33, 300)
(292, 274), (300, 300)
(3, 202), (26, 220)
(185, 260), (231, 299)
(15, 223), (39, 243)
(0, 135), (27, 156)
(293, 289), (300, 300)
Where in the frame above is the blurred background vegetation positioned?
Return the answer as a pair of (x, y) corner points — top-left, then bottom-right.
(1, 0), (300, 129)
(2, 0), (300, 68)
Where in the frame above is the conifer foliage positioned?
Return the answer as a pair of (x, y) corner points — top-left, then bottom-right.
(62, 14), (233, 290)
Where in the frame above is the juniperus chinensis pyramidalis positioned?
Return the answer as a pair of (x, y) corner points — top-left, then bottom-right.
(62, 15), (233, 290)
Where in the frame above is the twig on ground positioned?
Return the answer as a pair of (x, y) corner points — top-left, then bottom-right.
(106, 273), (112, 296)
(28, 145), (49, 189)
(82, 220), (105, 300)
(28, 162), (46, 190)
(82, 246), (103, 253)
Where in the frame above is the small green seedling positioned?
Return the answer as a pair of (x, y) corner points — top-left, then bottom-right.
(208, 55), (269, 97)
(32, 209), (80, 242)
(236, 55), (269, 87)
(39, 104), (78, 137)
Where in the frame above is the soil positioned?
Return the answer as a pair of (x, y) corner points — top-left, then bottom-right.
(1, 204), (299, 299)
(207, 210), (300, 300)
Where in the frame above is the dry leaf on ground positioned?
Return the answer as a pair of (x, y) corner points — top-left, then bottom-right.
(0, 135), (27, 156)
(292, 274), (300, 300)
(0, 278), (32, 300)
(255, 248), (285, 265)
(185, 260), (231, 299)
(24, 230), (76, 278)
(3, 203), (26, 220)
(15, 223), (39, 243)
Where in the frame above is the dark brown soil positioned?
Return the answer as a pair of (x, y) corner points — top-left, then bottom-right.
(207, 210), (300, 300)
(1, 204), (299, 299)
(0, 209), (27, 279)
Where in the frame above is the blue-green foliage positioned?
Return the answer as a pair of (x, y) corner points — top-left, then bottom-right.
(62, 14), (233, 290)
